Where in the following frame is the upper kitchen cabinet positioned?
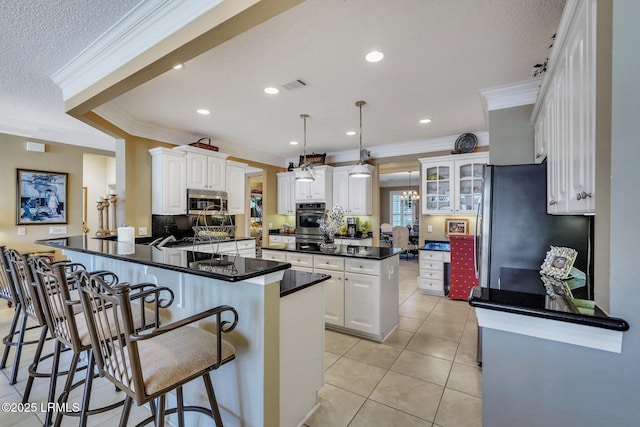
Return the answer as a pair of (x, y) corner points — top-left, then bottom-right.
(277, 172), (296, 215)
(174, 145), (228, 191)
(533, 0), (595, 215)
(226, 161), (246, 214)
(333, 165), (374, 215)
(420, 152), (489, 215)
(149, 148), (186, 215)
(295, 165), (333, 206)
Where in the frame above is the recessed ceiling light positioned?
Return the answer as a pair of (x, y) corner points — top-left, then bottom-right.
(346, 131), (356, 136)
(173, 64), (184, 70)
(365, 51), (384, 63)
(290, 141), (299, 145)
(419, 118), (432, 124)
(197, 109), (210, 115)
(264, 87), (279, 95)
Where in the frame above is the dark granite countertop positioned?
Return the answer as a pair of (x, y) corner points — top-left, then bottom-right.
(333, 235), (373, 240)
(419, 240), (451, 252)
(263, 242), (401, 260)
(280, 270), (330, 297)
(37, 236), (291, 283)
(469, 268), (628, 331)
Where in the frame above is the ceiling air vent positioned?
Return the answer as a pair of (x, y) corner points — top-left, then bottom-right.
(282, 79), (308, 90)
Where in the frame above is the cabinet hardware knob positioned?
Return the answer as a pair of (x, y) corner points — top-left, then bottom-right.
(549, 200), (557, 206)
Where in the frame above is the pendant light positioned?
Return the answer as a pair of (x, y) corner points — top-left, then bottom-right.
(401, 171), (420, 209)
(296, 113), (315, 182)
(349, 100), (372, 178)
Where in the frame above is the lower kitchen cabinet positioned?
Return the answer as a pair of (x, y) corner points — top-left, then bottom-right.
(315, 267), (344, 326)
(261, 249), (286, 262)
(334, 237), (373, 246)
(180, 239), (256, 257)
(286, 252), (313, 272)
(313, 254), (398, 341)
(417, 250), (450, 296)
(268, 234), (295, 246)
(344, 270), (380, 335)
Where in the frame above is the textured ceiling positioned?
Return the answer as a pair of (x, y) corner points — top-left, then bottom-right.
(0, 0), (140, 148)
(0, 0), (565, 159)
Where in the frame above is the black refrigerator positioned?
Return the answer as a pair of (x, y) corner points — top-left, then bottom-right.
(475, 163), (592, 365)
(478, 163), (592, 289)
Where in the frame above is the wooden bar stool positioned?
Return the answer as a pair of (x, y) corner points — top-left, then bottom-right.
(78, 272), (239, 426)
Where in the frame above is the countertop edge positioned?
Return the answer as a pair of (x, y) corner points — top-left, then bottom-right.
(262, 244), (400, 260)
(469, 290), (629, 332)
(280, 271), (331, 297)
(37, 238), (292, 283)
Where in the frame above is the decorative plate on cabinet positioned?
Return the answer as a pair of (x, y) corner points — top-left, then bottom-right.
(452, 133), (478, 154)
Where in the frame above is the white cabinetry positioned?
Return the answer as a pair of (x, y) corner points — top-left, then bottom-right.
(261, 249), (287, 262)
(149, 148), (186, 215)
(277, 172), (296, 215)
(420, 153), (489, 215)
(295, 166), (333, 205)
(286, 253), (314, 272)
(185, 239), (256, 258)
(225, 161), (246, 214)
(175, 146), (228, 191)
(334, 238), (373, 247)
(268, 235), (295, 246)
(344, 259), (381, 335)
(533, 0), (595, 214)
(417, 250), (450, 296)
(314, 255), (345, 327)
(332, 165), (373, 215)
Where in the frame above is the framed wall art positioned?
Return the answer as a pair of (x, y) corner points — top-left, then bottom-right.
(445, 218), (468, 236)
(540, 246), (577, 279)
(16, 169), (68, 225)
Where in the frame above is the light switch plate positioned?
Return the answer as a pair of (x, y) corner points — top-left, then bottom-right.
(17, 227), (26, 236)
(427, 225), (433, 233)
(138, 227), (147, 236)
(49, 226), (67, 235)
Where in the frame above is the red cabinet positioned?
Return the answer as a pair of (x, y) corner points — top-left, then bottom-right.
(449, 234), (478, 300)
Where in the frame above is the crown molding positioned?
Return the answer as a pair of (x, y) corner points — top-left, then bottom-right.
(285, 131), (489, 167)
(480, 79), (542, 111)
(0, 115), (116, 151)
(51, 0), (223, 101)
(94, 104), (286, 167)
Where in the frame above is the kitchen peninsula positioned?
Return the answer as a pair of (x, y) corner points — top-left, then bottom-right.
(38, 236), (329, 427)
(263, 242), (401, 342)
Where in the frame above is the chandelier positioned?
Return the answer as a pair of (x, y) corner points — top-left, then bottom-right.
(401, 171), (420, 209)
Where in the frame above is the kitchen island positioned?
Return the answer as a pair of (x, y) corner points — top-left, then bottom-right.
(38, 236), (329, 427)
(263, 242), (401, 342)
(469, 268), (629, 427)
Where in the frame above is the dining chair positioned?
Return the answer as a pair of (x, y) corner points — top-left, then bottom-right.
(78, 271), (239, 426)
(392, 226), (410, 258)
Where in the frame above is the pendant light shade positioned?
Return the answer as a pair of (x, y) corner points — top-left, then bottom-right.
(296, 113), (315, 182)
(350, 100), (371, 178)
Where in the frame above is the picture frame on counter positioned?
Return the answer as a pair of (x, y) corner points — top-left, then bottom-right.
(444, 218), (468, 236)
(540, 246), (577, 279)
(16, 169), (68, 225)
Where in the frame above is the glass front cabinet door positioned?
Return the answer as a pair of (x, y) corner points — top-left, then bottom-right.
(454, 158), (487, 214)
(422, 162), (453, 214)
(420, 153), (489, 215)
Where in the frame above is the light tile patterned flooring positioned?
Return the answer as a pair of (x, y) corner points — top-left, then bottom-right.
(0, 258), (481, 426)
(303, 258), (482, 427)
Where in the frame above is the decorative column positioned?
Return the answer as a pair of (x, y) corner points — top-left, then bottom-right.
(109, 192), (118, 235)
(95, 197), (109, 237)
(102, 195), (110, 234)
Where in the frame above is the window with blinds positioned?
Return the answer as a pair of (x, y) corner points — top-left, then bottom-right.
(390, 191), (416, 227)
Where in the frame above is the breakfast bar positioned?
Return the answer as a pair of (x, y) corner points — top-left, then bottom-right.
(38, 236), (329, 427)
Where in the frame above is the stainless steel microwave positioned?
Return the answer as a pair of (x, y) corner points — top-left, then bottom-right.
(187, 189), (228, 214)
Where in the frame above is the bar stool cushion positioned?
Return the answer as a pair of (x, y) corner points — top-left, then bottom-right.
(133, 326), (235, 395)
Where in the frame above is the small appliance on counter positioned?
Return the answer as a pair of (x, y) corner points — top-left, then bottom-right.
(346, 217), (359, 237)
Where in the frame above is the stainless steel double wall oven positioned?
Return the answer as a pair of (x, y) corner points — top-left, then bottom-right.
(294, 202), (326, 244)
